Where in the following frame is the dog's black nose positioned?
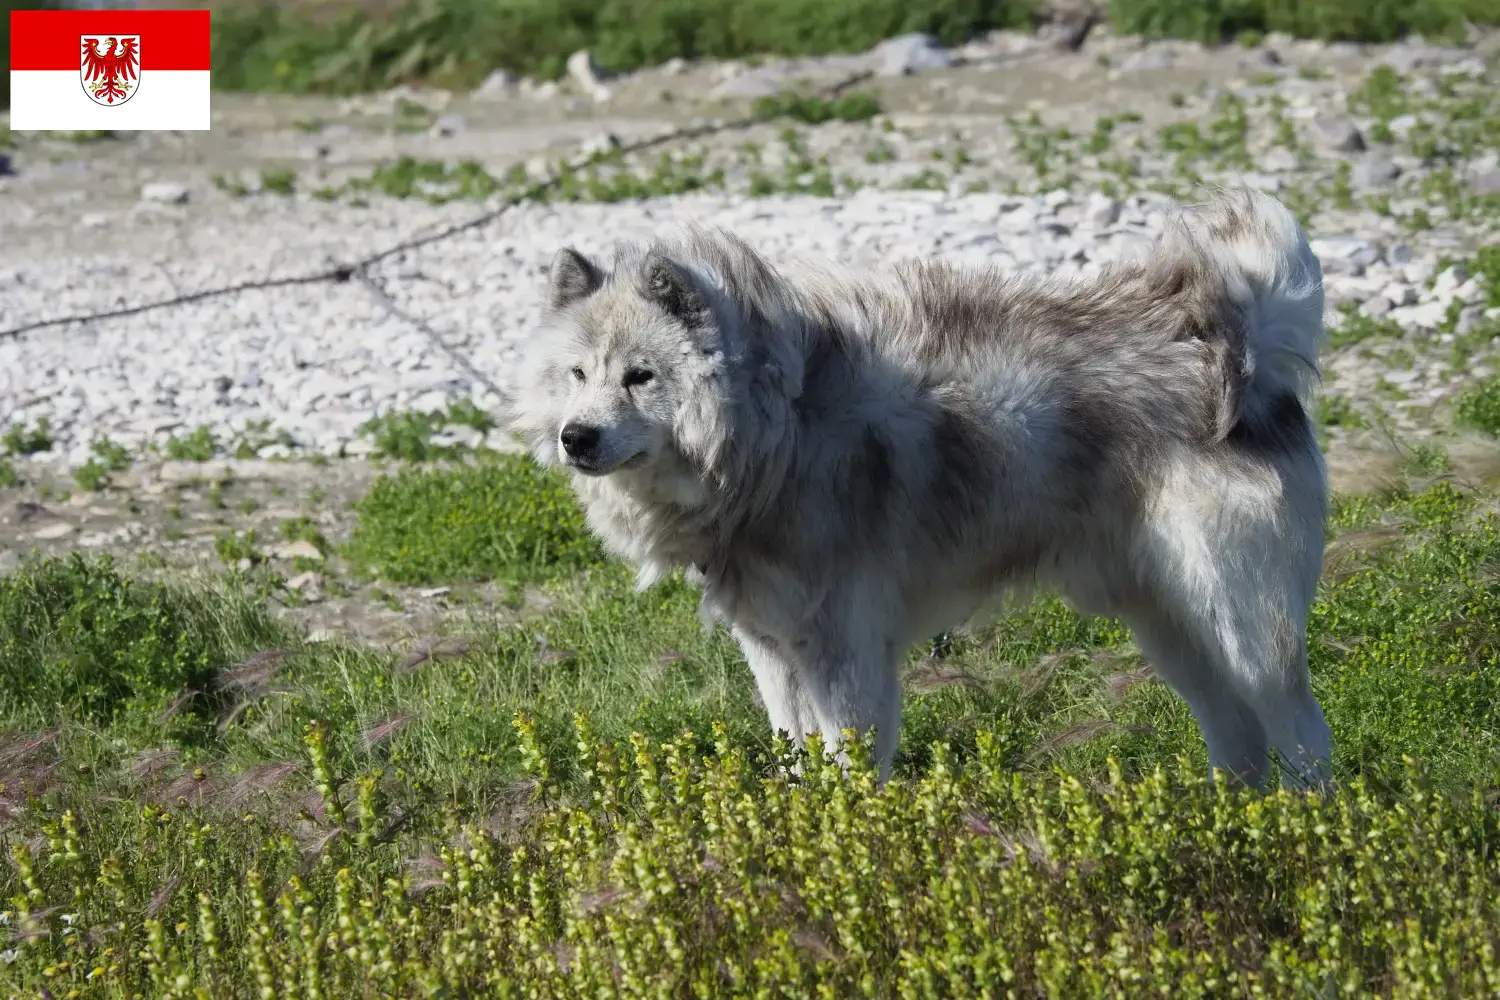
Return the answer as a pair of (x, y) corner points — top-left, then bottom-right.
(559, 423), (601, 458)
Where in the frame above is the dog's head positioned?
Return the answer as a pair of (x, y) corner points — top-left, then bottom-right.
(509, 231), (806, 498)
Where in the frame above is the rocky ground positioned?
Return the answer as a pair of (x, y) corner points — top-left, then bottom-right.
(2, 24), (1499, 643)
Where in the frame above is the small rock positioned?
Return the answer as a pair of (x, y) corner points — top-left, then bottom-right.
(1384, 114), (1419, 140)
(1404, 259), (1437, 285)
(1385, 242), (1413, 266)
(140, 181), (189, 204)
(1310, 236), (1381, 276)
(1455, 306), (1485, 335)
(1381, 283), (1418, 306)
(528, 80), (560, 101)
(235, 557), (253, 572)
(1455, 278), (1485, 304)
(1361, 296), (1393, 319)
(285, 571), (323, 592)
(1239, 47), (1283, 69)
(472, 69), (517, 100)
(33, 521), (77, 540)
(710, 71), (786, 100)
(579, 131), (622, 160)
(1311, 116), (1364, 153)
(274, 539), (323, 561)
(417, 586), (451, 599)
(213, 375), (234, 394)
(1084, 192), (1120, 228)
(566, 50), (612, 102)
(1352, 157), (1400, 188)
(1434, 266), (1469, 296)
(431, 113), (465, 137)
(524, 156), (553, 182)
(1258, 148), (1299, 173)
(0, 154), (12, 177)
(80, 212), (108, 229)
(662, 57), (687, 76)
(1116, 47), (1175, 73)
(871, 33), (952, 77)
(1406, 302), (1449, 329)
(1468, 170), (1500, 196)
(306, 628), (337, 644)
(1381, 43), (1467, 75)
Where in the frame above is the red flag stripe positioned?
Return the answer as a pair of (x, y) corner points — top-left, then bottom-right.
(9, 9), (210, 72)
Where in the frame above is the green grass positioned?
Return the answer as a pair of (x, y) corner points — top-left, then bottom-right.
(343, 452), (604, 585)
(752, 90), (882, 124)
(191, 0), (1500, 100)
(163, 425), (220, 462)
(1454, 376), (1500, 437)
(1, 416), (52, 457)
(1110, 0), (1498, 44)
(2, 467), (1500, 993)
(72, 438), (133, 492)
(0, 554), (282, 739)
(357, 402), (496, 461)
(207, 0), (1038, 95)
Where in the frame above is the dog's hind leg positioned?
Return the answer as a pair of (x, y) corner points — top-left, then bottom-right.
(1136, 457), (1333, 791)
(1121, 606), (1275, 788)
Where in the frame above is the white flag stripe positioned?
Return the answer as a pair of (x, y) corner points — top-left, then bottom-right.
(8, 70), (210, 130)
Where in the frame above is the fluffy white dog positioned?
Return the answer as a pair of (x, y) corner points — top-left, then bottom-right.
(507, 188), (1333, 790)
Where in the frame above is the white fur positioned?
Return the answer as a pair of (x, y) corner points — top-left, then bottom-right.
(508, 189), (1334, 790)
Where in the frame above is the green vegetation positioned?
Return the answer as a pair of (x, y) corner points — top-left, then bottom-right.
(1110, 0), (1498, 45)
(752, 90), (882, 125)
(357, 401), (496, 462)
(232, 419), (297, 459)
(1, 416), (52, 457)
(214, 529), (264, 567)
(1454, 376), (1500, 436)
(259, 167), (297, 195)
(72, 438), (133, 492)
(195, 0), (1500, 100)
(208, 0), (1038, 95)
(164, 425), (219, 462)
(1316, 392), (1369, 430)
(344, 452), (602, 584)
(0, 554), (281, 735)
(2, 468), (1500, 993)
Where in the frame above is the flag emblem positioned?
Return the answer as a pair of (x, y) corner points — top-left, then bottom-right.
(81, 34), (140, 106)
(9, 10), (209, 131)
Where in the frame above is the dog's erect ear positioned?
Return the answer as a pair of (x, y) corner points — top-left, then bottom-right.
(642, 250), (712, 329)
(548, 247), (604, 311)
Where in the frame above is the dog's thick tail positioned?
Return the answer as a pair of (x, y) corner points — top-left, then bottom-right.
(1159, 187), (1326, 441)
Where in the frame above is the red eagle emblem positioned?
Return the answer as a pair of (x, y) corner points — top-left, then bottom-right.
(81, 35), (140, 106)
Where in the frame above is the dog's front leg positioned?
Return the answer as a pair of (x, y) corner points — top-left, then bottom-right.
(731, 625), (821, 759)
(795, 626), (902, 783)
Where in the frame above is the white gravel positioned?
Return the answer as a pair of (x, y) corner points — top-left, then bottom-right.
(1, 182), (1493, 468)
(0, 186), (1203, 464)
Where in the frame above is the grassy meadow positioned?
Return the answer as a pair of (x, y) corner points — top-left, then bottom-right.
(2, 429), (1500, 994)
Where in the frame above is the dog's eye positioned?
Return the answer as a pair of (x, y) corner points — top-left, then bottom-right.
(570, 366), (585, 382)
(623, 368), (654, 388)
